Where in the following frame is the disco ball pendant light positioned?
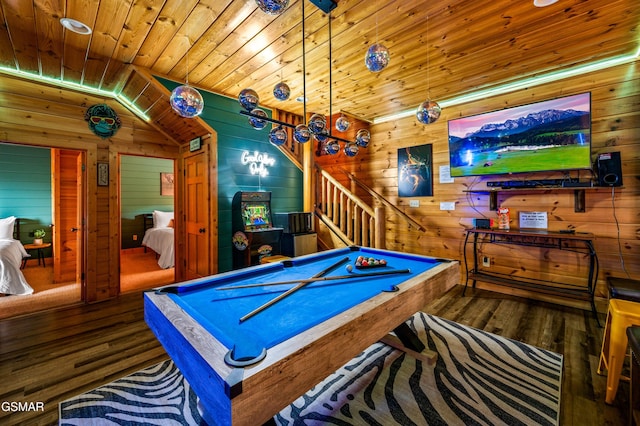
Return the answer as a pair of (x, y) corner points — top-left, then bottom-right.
(170, 33), (204, 118)
(170, 85), (204, 118)
(416, 100), (441, 124)
(365, 2), (389, 72)
(416, 16), (441, 125)
(365, 43), (390, 72)
(255, 0), (289, 15)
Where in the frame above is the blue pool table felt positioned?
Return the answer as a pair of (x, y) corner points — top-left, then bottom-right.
(157, 247), (441, 363)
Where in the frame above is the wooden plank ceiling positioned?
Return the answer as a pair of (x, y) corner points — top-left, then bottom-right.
(0, 0), (637, 146)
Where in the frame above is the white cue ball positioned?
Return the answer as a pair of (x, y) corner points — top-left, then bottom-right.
(346, 264), (353, 272)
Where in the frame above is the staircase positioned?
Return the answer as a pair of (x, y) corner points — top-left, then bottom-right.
(269, 109), (423, 250)
(314, 164), (386, 249)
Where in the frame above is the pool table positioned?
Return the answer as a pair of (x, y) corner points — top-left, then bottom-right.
(144, 246), (459, 426)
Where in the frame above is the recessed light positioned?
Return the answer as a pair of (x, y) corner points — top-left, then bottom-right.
(60, 18), (92, 35)
(533, 0), (559, 7)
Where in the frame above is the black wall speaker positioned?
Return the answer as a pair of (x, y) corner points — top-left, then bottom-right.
(596, 151), (623, 187)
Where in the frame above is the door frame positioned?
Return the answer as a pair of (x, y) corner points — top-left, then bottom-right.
(117, 153), (177, 292)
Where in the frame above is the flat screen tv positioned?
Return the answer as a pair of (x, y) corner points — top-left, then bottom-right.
(447, 92), (592, 177)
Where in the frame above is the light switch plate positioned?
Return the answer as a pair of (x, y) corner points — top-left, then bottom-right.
(440, 202), (455, 210)
(409, 200), (420, 208)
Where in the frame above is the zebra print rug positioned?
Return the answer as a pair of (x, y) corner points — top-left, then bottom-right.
(59, 313), (562, 425)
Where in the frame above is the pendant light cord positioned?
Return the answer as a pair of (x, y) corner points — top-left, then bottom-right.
(375, 0), (379, 43)
(329, 10), (332, 137)
(186, 49), (189, 85)
(426, 16), (430, 99)
(302, 0), (307, 122)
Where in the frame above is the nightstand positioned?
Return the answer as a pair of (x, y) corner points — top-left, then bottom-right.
(22, 242), (52, 268)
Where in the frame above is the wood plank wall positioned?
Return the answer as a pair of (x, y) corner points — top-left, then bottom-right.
(0, 74), (181, 302)
(317, 62), (639, 311)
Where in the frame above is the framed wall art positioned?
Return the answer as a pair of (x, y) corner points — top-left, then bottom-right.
(398, 144), (433, 197)
(160, 172), (174, 196)
(97, 162), (109, 187)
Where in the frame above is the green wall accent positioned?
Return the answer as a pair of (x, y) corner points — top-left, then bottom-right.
(0, 143), (52, 244)
(157, 78), (304, 272)
(120, 155), (174, 249)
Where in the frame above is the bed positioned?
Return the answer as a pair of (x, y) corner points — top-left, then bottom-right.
(141, 211), (175, 269)
(0, 216), (34, 295)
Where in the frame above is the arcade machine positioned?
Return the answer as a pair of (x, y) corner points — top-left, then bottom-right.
(231, 191), (284, 268)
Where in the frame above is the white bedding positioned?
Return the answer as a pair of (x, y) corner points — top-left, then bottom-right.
(0, 238), (34, 295)
(142, 227), (175, 269)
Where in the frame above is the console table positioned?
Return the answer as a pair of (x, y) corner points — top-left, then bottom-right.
(463, 228), (599, 322)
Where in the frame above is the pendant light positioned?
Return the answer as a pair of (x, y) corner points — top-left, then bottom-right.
(416, 16), (441, 125)
(364, 1), (390, 72)
(335, 114), (350, 132)
(255, 0), (289, 15)
(239, 0), (371, 156)
(273, 69), (291, 101)
(170, 29), (204, 118)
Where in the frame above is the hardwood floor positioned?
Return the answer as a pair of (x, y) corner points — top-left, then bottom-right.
(0, 285), (628, 425)
(0, 292), (167, 426)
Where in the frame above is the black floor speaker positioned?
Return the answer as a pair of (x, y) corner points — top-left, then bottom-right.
(596, 151), (623, 187)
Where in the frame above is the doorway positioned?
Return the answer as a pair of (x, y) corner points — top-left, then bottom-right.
(0, 144), (84, 319)
(119, 154), (176, 293)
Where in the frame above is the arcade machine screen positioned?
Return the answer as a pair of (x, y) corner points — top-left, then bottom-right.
(241, 202), (272, 230)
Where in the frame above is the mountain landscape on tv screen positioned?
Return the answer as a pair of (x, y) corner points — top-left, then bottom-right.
(465, 109), (589, 139)
(450, 109), (590, 147)
(448, 106), (591, 176)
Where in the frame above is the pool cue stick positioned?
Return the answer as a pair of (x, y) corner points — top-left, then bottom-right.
(309, 256), (351, 278)
(238, 257), (350, 323)
(238, 280), (307, 322)
(220, 268), (412, 291)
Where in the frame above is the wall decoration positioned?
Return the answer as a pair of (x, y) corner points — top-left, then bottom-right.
(84, 104), (122, 138)
(97, 162), (109, 186)
(232, 231), (248, 251)
(398, 144), (433, 197)
(160, 173), (174, 196)
(240, 150), (276, 177)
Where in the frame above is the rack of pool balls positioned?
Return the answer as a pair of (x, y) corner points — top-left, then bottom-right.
(354, 255), (387, 269)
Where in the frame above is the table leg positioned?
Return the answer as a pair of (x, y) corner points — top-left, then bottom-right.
(586, 240), (600, 327)
(380, 322), (438, 365)
(462, 231), (472, 295)
(393, 322), (425, 352)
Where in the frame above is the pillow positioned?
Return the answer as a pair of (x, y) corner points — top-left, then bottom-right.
(168, 219), (175, 228)
(153, 211), (174, 228)
(0, 216), (16, 239)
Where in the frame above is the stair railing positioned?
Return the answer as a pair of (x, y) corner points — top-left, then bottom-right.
(340, 170), (426, 232)
(314, 164), (385, 248)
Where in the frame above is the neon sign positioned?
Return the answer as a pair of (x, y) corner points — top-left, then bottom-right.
(241, 150), (276, 177)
